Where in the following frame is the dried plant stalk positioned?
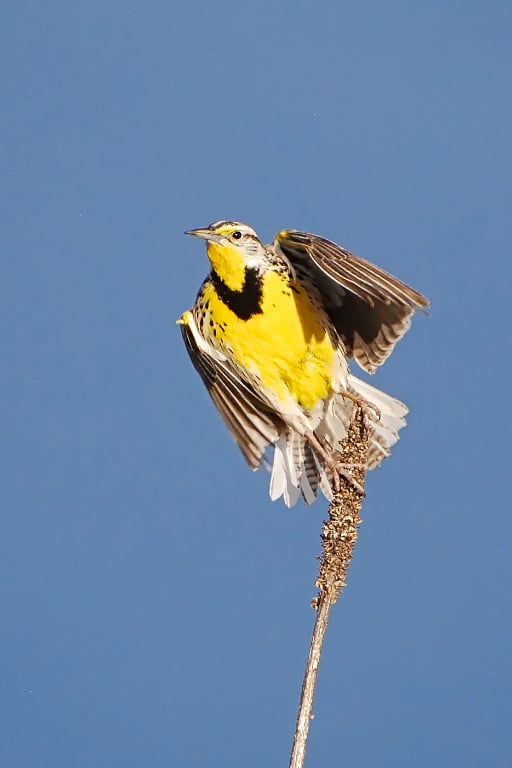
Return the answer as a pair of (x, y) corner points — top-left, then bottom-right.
(289, 405), (369, 768)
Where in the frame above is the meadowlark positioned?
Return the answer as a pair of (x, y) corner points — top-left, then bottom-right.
(178, 221), (429, 506)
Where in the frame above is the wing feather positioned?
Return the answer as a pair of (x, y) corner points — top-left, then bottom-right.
(274, 230), (429, 372)
(180, 315), (284, 468)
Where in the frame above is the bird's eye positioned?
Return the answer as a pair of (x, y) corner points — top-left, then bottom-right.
(232, 230), (242, 240)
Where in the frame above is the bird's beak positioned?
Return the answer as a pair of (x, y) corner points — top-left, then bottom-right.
(185, 227), (221, 243)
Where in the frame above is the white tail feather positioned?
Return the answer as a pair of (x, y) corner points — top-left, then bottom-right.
(347, 375), (408, 468)
(268, 377), (408, 506)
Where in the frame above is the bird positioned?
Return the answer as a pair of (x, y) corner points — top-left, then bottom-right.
(178, 221), (429, 507)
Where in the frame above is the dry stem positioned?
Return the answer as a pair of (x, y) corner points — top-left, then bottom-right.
(289, 405), (369, 768)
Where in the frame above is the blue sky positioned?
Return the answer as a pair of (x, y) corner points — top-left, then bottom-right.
(2, 1), (511, 766)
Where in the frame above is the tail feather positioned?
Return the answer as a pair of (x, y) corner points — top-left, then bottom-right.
(268, 376), (408, 506)
(347, 375), (408, 469)
(269, 433), (301, 507)
(303, 442), (320, 503)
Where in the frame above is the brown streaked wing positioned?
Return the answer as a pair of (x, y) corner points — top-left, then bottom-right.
(180, 322), (284, 468)
(275, 230), (430, 372)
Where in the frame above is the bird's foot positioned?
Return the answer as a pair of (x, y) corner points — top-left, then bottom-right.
(305, 431), (366, 496)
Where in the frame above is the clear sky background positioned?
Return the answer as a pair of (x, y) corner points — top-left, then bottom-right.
(3, 1), (511, 766)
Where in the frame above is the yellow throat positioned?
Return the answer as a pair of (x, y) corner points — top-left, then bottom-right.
(207, 242), (246, 292)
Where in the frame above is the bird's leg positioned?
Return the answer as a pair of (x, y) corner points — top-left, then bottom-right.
(305, 431), (366, 495)
(304, 391), (379, 495)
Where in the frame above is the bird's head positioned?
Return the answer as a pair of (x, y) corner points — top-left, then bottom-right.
(185, 221), (266, 291)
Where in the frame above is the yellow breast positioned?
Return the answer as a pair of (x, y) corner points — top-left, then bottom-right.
(201, 271), (337, 411)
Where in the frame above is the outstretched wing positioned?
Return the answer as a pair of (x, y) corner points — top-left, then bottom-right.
(275, 230), (429, 373)
(179, 312), (284, 469)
